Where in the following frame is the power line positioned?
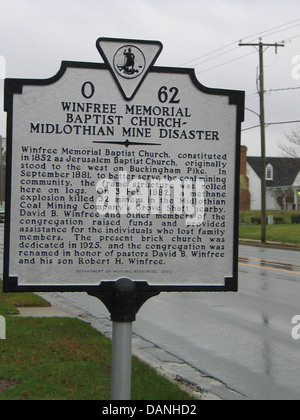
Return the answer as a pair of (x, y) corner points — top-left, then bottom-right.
(241, 18), (300, 43)
(245, 22), (300, 44)
(195, 51), (257, 75)
(268, 120), (300, 126)
(180, 41), (237, 67)
(189, 45), (240, 67)
(267, 86), (300, 93)
(246, 86), (300, 101)
(282, 33), (300, 43)
(242, 120), (300, 131)
(180, 18), (300, 68)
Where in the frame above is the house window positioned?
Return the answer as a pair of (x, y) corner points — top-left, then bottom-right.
(266, 163), (273, 180)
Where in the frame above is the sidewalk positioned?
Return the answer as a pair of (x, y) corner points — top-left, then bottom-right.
(16, 306), (74, 318)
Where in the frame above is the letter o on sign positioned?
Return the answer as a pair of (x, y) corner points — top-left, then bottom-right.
(81, 82), (95, 99)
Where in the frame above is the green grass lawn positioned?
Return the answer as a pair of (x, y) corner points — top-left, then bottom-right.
(239, 224), (300, 245)
(0, 283), (195, 400)
(239, 211), (300, 245)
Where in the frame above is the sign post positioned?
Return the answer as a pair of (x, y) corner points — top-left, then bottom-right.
(3, 37), (244, 399)
(109, 279), (136, 400)
(111, 321), (132, 400)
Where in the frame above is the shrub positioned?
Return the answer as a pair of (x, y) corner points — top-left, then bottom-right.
(291, 215), (300, 224)
(251, 217), (261, 225)
(250, 216), (285, 225)
(274, 217), (285, 224)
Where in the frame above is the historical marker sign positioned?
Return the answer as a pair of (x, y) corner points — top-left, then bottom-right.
(3, 38), (244, 292)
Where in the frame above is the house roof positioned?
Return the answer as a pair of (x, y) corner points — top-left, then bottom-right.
(247, 157), (300, 187)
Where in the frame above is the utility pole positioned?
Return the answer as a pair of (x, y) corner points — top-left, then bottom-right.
(239, 39), (284, 243)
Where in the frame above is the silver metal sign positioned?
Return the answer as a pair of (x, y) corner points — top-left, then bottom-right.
(4, 38), (244, 292)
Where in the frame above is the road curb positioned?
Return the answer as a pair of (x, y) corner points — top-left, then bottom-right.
(239, 239), (300, 251)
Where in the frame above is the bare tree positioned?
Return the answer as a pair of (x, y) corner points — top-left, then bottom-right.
(278, 127), (300, 157)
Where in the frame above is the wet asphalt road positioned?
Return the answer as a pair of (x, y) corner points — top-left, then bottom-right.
(1, 221), (300, 400)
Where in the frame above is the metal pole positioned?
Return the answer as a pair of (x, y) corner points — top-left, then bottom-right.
(109, 278), (136, 401)
(239, 40), (284, 243)
(111, 321), (132, 400)
(258, 41), (267, 244)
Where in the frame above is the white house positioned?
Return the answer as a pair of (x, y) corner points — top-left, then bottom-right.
(247, 157), (300, 211)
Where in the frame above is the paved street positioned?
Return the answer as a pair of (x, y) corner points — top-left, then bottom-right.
(1, 222), (300, 400)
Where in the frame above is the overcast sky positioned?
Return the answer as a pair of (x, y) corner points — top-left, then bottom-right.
(1, 0), (300, 156)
